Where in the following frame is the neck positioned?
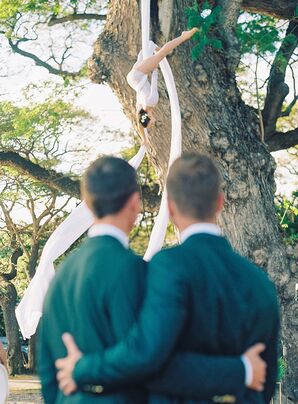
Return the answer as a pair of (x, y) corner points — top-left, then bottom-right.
(93, 216), (131, 236)
(176, 216), (217, 233)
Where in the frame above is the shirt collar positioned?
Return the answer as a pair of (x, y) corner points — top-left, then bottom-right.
(180, 223), (221, 243)
(88, 224), (129, 249)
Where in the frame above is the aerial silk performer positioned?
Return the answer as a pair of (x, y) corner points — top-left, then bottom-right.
(16, 4), (196, 339)
(127, 28), (198, 145)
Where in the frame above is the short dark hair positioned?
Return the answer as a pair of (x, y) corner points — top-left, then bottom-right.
(138, 108), (150, 128)
(81, 156), (139, 218)
(167, 153), (222, 220)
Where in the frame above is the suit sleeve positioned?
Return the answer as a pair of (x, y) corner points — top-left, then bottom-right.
(74, 251), (188, 386)
(37, 317), (58, 404)
(146, 353), (246, 400)
(262, 293), (280, 403)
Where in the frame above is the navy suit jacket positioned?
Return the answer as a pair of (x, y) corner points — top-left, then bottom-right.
(73, 234), (279, 403)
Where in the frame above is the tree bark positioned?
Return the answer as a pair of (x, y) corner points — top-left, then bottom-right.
(88, 0), (297, 400)
(28, 334), (36, 372)
(25, 242), (40, 372)
(0, 279), (22, 374)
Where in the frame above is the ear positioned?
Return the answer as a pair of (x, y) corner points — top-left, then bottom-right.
(167, 196), (175, 218)
(84, 196), (93, 212)
(216, 192), (224, 214)
(129, 192), (141, 213)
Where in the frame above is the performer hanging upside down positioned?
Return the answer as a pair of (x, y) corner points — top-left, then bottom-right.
(127, 28), (198, 145)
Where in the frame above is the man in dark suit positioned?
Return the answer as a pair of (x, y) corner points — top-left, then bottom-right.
(54, 153), (278, 403)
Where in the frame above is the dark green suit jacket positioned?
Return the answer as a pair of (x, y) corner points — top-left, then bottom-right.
(72, 234), (279, 403)
(38, 235), (246, 403)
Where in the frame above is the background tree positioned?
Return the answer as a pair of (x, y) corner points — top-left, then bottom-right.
(0, 232), (22, 374)
(0, 173), (73, 372)
(0, 93), (91, 373)
(0, 0), (297, 399)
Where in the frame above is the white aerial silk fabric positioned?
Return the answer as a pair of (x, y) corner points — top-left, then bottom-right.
(0, 364), (8, 404)
(140, 0), (182, 260)
(15, 0), (181, 339)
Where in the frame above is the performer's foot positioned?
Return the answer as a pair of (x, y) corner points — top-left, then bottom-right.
(181, 28), (199, 41)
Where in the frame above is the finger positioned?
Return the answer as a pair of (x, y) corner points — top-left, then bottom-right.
(252, 383), (262, 392)
(57, 370), (70, 382)
(59, 377), (72, 391)
(62, 333), (80, 356)
(55, 358), (67, 369)
(252, 343), (266, 354)
(64, 382), (77, 396)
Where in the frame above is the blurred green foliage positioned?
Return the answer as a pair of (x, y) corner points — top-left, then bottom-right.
(275, 192), (298, 244)
(185, 1), (223, 60)
(186, 1), (284, 61)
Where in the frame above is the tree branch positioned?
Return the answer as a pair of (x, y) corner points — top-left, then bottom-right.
(0, 151), (80, 199)
(8, 38), (80, 78)
(267, 127), (298, 152)
(216, 0), (242, 69)
(2, 248), (23, 281)
(242, 0), (297, 20)
(48, 13), (106, 27)
(0, 151), (161, 211)
(262, 20), (298, 138)
(280, 96), (298, 117)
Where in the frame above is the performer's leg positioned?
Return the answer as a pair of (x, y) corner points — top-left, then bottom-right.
(135, 28), (198, 75)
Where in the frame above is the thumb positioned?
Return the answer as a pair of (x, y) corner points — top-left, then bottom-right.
(62, 333), (80, 356)
(250, 343), (266, 354)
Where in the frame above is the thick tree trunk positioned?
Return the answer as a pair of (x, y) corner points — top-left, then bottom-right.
(28, 243), (40, 280)
(0, 280), (22, 374)
(28, 334), (36, 372)
(88, 0), (297, 400)
(26, 243), (40, 371)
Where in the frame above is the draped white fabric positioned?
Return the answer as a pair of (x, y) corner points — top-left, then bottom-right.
(143, 55), (181, 260)
(15, 0), (181, 339)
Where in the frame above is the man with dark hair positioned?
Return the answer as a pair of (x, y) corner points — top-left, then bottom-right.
(53, 153), (276, 403)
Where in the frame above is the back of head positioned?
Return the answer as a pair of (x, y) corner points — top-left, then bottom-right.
(81, 156), (139, 218)
(167, 153), (221, 221)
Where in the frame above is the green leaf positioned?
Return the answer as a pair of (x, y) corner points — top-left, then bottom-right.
(209, 38), (223, 49)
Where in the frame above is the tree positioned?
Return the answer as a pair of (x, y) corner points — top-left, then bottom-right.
(0, 233), (23, 374)
(0, 171), (75, 372)
(0, 94), (90, 372)
(0, 0), (297, 398)
(87, 3), (298, 399)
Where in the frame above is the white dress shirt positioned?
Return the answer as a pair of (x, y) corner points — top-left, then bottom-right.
(88, 224), (129, 249)
(180, 222), (252, 387)
(180, 223), (221, 243)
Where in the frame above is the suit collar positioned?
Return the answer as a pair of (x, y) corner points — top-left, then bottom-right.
(180, 223), (221, 243)
(88, 224), (129, 249)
